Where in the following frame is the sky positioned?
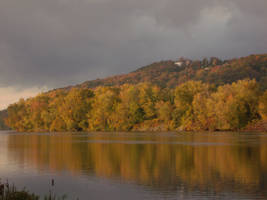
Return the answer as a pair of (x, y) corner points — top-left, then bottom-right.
(0, 0), (267, 109)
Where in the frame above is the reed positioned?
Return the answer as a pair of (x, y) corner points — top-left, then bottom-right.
(0, 180), (69, 200)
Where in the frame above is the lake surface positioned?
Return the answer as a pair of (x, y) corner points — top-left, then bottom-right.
(0, 131), (267, 200)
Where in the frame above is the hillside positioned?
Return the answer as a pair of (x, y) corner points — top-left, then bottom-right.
(3, 54), (267, 132)
(73, 54), (267, 90)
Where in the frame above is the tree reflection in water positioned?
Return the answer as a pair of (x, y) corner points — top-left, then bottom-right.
(6, 132), (267, 198)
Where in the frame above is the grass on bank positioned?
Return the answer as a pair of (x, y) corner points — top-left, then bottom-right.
(0, 180), (71, 200)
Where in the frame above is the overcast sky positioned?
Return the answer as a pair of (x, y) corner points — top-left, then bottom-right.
(0, 0), (267, 109)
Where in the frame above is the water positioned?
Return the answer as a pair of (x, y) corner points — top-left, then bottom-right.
(0, 131), (267, 200)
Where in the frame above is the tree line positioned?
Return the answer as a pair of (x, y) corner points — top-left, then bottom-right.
(0, 110), (8, 130)
(5, 79), (267, 132)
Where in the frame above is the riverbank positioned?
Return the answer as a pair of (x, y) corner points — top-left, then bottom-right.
(0, 180), (67, 200)
(243, 120), (267, 132)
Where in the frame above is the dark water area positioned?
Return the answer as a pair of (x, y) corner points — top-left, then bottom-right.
(0, 131), (267, 200)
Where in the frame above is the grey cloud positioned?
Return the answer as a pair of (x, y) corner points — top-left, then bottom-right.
(0, 0), (266, 88)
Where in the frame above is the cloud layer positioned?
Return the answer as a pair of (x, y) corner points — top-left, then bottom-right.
(0, 0), (266, 90)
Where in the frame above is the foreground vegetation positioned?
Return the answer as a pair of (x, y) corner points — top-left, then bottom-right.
(5, 79), (267, 132)
(0, 180), (66, 200)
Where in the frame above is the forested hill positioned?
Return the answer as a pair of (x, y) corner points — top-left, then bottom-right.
(4, 54), (267, 132)
(73, 54), (267, 90)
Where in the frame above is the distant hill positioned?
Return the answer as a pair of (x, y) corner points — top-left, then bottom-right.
(69, 54), (267, 90)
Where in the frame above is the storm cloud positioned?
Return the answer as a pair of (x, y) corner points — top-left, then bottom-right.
(0, 0), (267, 89)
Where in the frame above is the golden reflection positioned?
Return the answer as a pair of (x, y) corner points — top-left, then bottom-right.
(7, 133), (267, 194)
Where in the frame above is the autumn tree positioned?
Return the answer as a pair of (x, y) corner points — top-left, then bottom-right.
(172, 81), (210, 130)
(88, 87), (119, 131)
(208, 79), (260, 130)
(259, 90), (267, 120)
(59, 88), (94, 131)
